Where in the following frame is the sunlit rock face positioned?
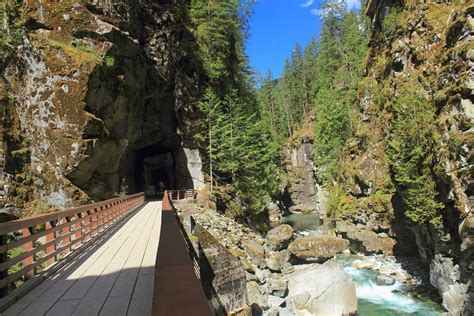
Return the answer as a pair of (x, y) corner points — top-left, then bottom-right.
(2, 0), (205, 208)
(362, 1), (474, 313)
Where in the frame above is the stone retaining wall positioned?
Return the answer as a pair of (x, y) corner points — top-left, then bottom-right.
(177, 210), (248, 315)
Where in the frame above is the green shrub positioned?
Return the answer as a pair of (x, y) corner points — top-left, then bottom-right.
(313, 88), (350, 183)
(387, 84), (443, 225)
(104, 56), (115, 68)
(7, 246), (23, 275)
(382, 7), (407, 35)
(326, 185), (344, 222)
(0, 0), (25, 65)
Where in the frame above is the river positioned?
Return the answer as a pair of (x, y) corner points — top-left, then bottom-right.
(281, 213), (445, 315)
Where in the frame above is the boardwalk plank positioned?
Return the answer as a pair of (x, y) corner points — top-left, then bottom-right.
(109, 203), (159, 298)
(99, 295), (131, 316)
(45, 299), (80, 316)
(139, 204), (162, 276)
(71, 206), (155, 315)
(127, 274), (154, 316)
(4, 202), (162, 316)
(60, 205), (151, 302)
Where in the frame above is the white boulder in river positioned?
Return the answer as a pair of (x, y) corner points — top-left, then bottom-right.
(287, 260), (357, 316)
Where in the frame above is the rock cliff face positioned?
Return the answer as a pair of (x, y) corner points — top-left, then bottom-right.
(0, 0), (205, 210)
(279, 1), (473, 313)
(282, 123), (328, 217)
(339, 1), (473, 313)
(283, 143), (318, 213)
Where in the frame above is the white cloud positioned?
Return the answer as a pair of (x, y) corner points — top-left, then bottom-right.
(307, 0), (361, 17)
(301, 0), (314, 8)
(345, 0), (361, 10)
(310, 8), (324, 17)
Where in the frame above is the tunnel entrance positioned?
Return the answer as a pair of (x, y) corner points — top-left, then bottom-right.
(143, 153), (175, 195)
(130, 144), (195, 198)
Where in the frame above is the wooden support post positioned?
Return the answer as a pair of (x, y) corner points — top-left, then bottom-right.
(74, 213), (82, 248)
(114, 203), (121, 221)
(94, 207), (100, 233)
(61, 217), (71, 257)
(111, 204), (118, 224)
(83, 211), (90, 242)
(0, 234), (7, 298)
(23, 227), (34, 279)
(104, 207), (111, 230)
(90, 209), (97, 237)
(104, 203), (112, 229)
(45, 222), (55, 267)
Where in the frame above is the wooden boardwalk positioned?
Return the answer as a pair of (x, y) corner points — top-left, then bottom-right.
(4, 201), (163, 316)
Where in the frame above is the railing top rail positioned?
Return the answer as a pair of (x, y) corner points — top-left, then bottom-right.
(0, 193), (145, 235)
(166, 189), (197, 201)
(0, 192), (146, 310)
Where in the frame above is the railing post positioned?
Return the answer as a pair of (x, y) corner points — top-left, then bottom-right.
(90, 208), (97, 237)
(0, 234), (7, 298)
(83, 210), (91, 242)
(98, 206), (105, 233)
(61, 217), (71, 257)
(107, 205), (112, 228)
(114, 202), (121, 223)
(45, 222), (55, 267)
(74, 213), (82, 248)
(0, 193), (146, 303)
(23, 227), (34, 279)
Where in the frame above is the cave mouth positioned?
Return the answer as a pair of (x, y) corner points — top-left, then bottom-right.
(143, 153), (175, 194)
(131, 144), (195, 198)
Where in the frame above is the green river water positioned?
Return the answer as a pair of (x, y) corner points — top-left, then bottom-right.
(282, 213), (446, 315)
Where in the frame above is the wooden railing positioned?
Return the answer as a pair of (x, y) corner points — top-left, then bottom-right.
(152, 189), (211, 315)
(0, 193), (145, 307)
(167, 189), (197, 201)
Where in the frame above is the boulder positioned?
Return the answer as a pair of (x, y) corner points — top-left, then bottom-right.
(267, 275), (288, 297)
(241, 257), (256, 274)
(0, 206), (20, 223)
(267, 202), (283, 223)
(352, 258), (376, 269)
(256, 268), (272, 285)
(290, 203), (317, 214)
(338, 223), (395, 255)
(430, 255), (469, 315)
(266, 224), (294, 250)
(266, 250), (291, 272)
(376, 274), (395, 286)
(242, 240), (266, 268)
(265, 307), (280, 316)
(288, 235), (349, 262)
(247, 281), (269, 310)
(281, 262), (294, 275)
(267, 295), (285, 308)
(288, 260), (357, 315)
(246, 271), (258, 282)
(379, 265), (396, 275)
(468, 49), (474, 62)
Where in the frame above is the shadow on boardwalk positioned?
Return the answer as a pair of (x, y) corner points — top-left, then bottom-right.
(5, 203), (159, 316)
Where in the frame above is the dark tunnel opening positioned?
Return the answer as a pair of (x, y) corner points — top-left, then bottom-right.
(131, 144), (195, 197)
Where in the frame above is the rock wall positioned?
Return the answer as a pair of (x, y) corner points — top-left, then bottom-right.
(282, 141), (327, 217)
(0, 0), (205, 210)
(282, 2), (473, 313)
(177, 206), (249, 315)
(340, 1), (474, 313)
(193, 222), (248, 314)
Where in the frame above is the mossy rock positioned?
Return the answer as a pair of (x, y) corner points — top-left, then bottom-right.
(228, 247), (245, 258)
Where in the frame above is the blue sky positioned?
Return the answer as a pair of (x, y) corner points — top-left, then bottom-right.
(246, 0), (360, 79)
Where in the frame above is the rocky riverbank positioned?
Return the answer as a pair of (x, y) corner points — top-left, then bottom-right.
(177, 202), (449, 315)
(182, 206), (358, 315)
